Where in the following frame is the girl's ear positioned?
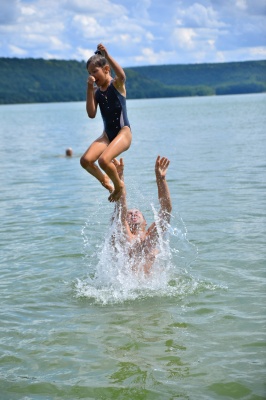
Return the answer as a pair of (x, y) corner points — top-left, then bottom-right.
(104, 64), (110, 74)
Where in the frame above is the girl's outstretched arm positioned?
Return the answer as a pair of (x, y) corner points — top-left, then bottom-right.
(97, 43), (126, 95)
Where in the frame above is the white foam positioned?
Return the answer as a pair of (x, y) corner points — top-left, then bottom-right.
(75, 201), (199, 305)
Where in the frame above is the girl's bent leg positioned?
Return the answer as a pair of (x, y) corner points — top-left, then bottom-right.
(80, 135), (113, 192)
(98, 127), (132, 201)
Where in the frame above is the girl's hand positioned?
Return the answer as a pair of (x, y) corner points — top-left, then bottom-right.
(97, 43), (108, 57)
(87, 75), (95, 87)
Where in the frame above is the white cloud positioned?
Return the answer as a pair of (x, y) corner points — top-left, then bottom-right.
(236, 0), (247, 10)
(214, 45), (266, 63)
(178, 3), (226, 29)
(21, 5), (36, 16)
(134, 47), (176, 65)
(145, 32), (154, 41)
(130, 0), (152, 21)
(9, 44), (27, 56)
(215, 51), (226, 62)
(50, 36), (71, 51)
(72, 15), (103, 39)
(64, 0), (127, 17)
(172, 28), (197, 50)
(0, 0), (265, 65)
(249, 46), (266, 58)
(73, 47), (94, 61)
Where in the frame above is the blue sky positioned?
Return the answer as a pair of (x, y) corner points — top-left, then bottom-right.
(0, 0), (265, 67)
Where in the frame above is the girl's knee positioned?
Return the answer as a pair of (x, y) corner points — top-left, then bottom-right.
(98, 155), (109, 170)
(80, 155), (86, 169)
(80, 155), (93, 169)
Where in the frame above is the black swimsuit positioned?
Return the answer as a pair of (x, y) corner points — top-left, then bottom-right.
(95, 81), (130, 142)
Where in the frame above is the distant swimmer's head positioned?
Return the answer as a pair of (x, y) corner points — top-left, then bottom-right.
(126, 209), (147, 230)
(65, 148), (73, 157)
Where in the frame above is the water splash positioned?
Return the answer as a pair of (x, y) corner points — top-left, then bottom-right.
(74, 197), (204, 304)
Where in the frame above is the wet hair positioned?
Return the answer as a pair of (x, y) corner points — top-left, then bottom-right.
(86, 54), (108, 70)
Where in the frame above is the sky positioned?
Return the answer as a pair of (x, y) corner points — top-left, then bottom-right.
(0, 0), (265, 67)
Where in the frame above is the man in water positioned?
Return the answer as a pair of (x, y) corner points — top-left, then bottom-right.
(112, 156), (172, 274)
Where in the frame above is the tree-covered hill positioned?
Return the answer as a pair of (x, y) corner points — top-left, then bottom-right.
(0, 58), (87, 104)
(130, 61), (266, 97)
(0, 57), (265, 104)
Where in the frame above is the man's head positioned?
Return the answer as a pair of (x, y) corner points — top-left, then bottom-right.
(126, 209), (147, 231)
(65, 147), (73, 157)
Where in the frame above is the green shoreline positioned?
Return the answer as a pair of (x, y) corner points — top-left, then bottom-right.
(0, 58), (265, 104)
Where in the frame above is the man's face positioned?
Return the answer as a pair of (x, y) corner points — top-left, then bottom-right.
(126, 209), (146, 228)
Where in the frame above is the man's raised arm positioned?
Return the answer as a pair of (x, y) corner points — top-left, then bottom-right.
(155, 156), (172, 223)
(146, 156), (172, 240)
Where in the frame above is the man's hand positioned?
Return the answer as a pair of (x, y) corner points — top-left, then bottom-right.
(113, 158), (124, 180)
(155, 156), (170, 179)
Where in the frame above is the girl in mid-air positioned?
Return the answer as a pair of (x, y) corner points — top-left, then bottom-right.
(80, 43), (132, 202)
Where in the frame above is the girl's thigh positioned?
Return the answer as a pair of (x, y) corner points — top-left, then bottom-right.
(82, 133), (109, 161)
(102, 127), (132, 161)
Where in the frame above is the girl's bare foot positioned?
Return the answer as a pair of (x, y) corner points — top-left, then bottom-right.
(101, 175), (113, 192)
(108, 181), (124, 202)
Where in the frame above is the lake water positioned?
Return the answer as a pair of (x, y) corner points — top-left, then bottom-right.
(1, 94), (265, 399)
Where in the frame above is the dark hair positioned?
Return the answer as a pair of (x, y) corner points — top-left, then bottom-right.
(86, 54), (108, 70)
